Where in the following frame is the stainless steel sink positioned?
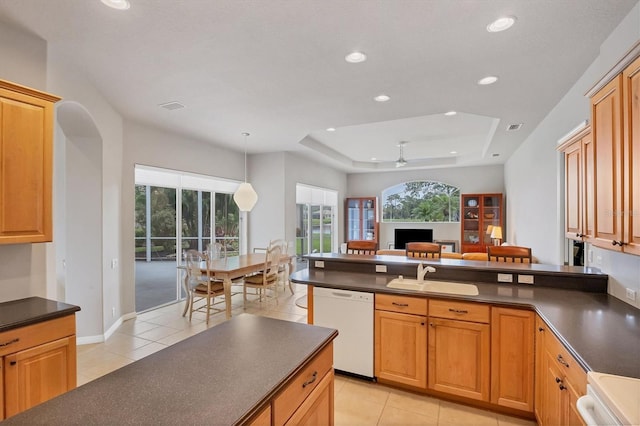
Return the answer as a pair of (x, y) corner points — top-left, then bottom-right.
(386, 278), (479, 296)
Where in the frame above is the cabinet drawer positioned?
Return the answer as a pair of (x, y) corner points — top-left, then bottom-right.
(428, 299), (489, 323)
(376, 294), (427, 316)
(544, 327), (587, 395)
(273, 343), (333, 425)
(0, 315), (75, 357)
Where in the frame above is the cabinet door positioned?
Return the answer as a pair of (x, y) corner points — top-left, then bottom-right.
(591, 75), (624, 250)
(564, 379), (586, 426)
(623, 55), (640, 255)
(534, 316), (546, 423)
(564, 140), (583, 239)
(0, 87), (55, 244)
(4, 336), (76, 418)
(540, 350), (564, 426)
(375, 310), (427, 389)
(285, 370), (333, 426)
(428, 318), (490, 401)
(583, 133), (595, 241)
(490, 308), (535, 412)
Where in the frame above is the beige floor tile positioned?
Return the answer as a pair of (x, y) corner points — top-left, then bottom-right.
(497, 414), (538, 426)
(76, 373), (93, 387)
(79, 353), (134, 379)
(135, 325), (182, 341)
(136, 309), (167, 321)
(385, 387), (440, 419)
(339, 379), (390, 406)
(334, 390), (384, 426)
(439, 401), (499, 426)
(102, 334), (154, 355)
(123, 342), (168, 361)
(378, 405), (439, 426)
(156, 329), (195, 346)
(116, 319), (161, 336)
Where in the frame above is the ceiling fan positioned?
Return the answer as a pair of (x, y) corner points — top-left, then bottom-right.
(396, 142), (408, 167)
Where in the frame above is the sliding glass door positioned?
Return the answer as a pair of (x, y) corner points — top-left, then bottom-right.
(296, 203), (334, 256)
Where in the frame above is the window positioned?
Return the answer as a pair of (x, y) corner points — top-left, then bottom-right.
(382, 181), (460, 223)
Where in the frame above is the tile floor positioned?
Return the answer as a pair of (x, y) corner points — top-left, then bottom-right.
(77, 283), (537, 426)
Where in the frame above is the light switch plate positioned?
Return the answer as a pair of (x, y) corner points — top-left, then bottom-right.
(518, 274), (535, 284)
(375, 264), (387, 273)
(314, 261), (325, 268)
(497, 273), (513, 283)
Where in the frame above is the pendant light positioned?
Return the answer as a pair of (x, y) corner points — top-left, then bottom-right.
(233, 132), (258, 211)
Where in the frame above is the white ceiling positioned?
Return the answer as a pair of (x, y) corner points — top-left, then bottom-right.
(0, 0), (636, 172)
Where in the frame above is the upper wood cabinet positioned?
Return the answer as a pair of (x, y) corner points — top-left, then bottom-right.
(587, 55), (640, 254)
(558, 126), (593, 242)
(622, 55), (640, 255)
(0, 80), (60, 244)
(345, 197), (378, 243)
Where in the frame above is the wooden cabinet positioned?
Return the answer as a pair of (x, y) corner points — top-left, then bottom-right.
(490, 308), (535, 412)
(534, 315), (546, 423)
(558, 126), (594, 242)
(0, 315), (77, 419)
(273, 343), (333, 426)
(461, 193), (503, 253)
(622, 55), (640, 255)
(535, 316), (586, 426)
(345, 197), (378, 243)
(427, 299), (490, 401)
(374, 294), (427, 389)
(0, 80), (60, 245)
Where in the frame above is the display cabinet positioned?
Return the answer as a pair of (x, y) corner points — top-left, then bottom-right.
(345, 197), (378, 243)
(460, 193), (503, 253)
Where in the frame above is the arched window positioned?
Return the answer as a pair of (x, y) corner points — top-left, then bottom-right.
(382, 181), (460, 223)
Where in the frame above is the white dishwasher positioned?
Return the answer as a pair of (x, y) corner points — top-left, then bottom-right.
(313, 287), (374, 379)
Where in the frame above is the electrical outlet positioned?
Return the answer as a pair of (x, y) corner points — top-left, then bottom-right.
(497, 273), (513, 283)
(112, 307), (116, 318)
(626, 288), (637, 301)
(314, 261), (325, 268)
(375, 264), (387, 273)
(111, 258), (118, 269)
(518, 274), (535, 284)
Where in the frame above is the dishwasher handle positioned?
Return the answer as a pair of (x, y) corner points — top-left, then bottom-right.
(576, 395), (598, 426)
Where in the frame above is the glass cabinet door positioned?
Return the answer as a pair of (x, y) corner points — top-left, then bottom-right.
(347, 199), (361, 240)
(346, 197), (378, 242)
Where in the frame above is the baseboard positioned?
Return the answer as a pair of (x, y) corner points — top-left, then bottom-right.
(76, 311), (138, 345)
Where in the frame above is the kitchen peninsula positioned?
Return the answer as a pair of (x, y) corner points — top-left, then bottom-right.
(292, 253), (639, 423)
(3, 315), (338, 425)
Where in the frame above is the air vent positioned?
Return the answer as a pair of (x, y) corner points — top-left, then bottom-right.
(159, 101), (185, 111)
(506, 123), (523, 131)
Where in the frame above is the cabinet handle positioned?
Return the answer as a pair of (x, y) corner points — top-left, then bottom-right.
(557, 354), (570, 368)
(10, 361), (16, 366)
(559, 384), (567, 391)
(392, 302), (409, 307)
(448, 308), (468, 314)
(429, 323), (435, 327)
(0, 338), (19, 347)
(538, 327), (545, 332)
(302, 371), (318, 388)
(421, 322), (425, 326)
(576, 233), (583, 238)
(612, 240), (626, 246)
(555, 377), (562, 384)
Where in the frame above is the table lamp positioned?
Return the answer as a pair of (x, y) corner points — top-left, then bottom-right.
(490, 226), (503, 246)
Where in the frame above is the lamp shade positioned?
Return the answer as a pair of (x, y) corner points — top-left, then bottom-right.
(486, 225), (494, 235)
(490, 226), (502, 240)
(233, 182), (258, 212)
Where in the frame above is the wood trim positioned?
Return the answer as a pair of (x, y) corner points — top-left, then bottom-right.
(557, 123), (591, 151)
(307, 285), (314, 324)
(0, 80), (61, 103)
(585, 43), (640, 98)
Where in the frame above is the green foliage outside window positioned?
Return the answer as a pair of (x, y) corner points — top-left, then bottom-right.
(382, 181), (460, 222)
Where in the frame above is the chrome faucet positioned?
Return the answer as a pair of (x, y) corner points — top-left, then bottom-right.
(417, 263), (436, 282)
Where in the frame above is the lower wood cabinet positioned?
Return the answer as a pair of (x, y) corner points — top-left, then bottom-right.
(428, 316), (490, 401)
(0, 315), (77, 419)
(374, 294), (428, 389)
(284, 370), (333, 426)
(490, 307), (535, 412)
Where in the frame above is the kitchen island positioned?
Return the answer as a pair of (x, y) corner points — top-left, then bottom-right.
(291, 253), (639, 379)
(3, 314), (338, 425)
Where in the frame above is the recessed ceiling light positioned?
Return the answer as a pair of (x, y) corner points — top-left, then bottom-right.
(345, 51), (367, 63)
(487, 16), (517, 32)
(326, 127), (336, 132)
(371, 157), (377, 161)
(374, 94), (390, 102)
(100, 0), (130, 10)
(478, 76), (498, 85)
(450, 151), (457, 154)
(444, 111), (457, 116)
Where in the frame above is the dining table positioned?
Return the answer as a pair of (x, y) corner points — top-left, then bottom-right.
(179, 253), (294, 319)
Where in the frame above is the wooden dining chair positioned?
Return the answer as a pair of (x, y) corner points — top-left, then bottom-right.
(185, 250), (226, 324)
(405, 242), (442, 259)
(243, 244), (282, 308)
(487, 245), (533, 263)
(346, 240), (378, 255)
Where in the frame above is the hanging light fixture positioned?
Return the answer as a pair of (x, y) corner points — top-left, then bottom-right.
(233, 132), (258, 211)
(396, 142), (408, 168)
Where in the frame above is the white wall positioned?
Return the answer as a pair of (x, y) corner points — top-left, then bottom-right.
(0, 22), (46, 89)
(505, 2), (640, 307)
(348, 165), (504, 250)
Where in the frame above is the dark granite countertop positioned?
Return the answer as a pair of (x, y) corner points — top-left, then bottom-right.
(0, 297), (80, 332)
(3, 314), (338, 426)
(291, 268), (640, 379)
